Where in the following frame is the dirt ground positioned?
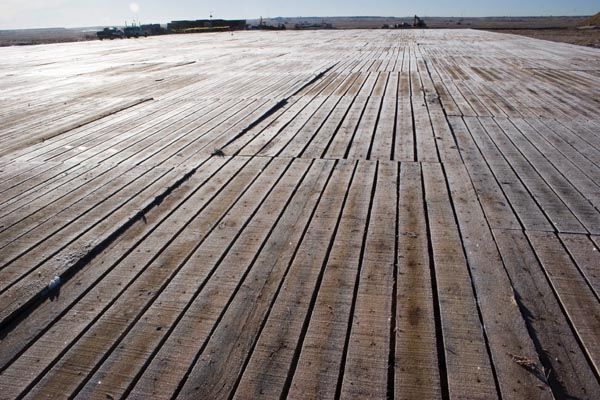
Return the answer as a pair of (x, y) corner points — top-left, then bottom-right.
(484, 28), (600, 48)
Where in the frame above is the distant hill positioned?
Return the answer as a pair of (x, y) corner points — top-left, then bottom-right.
(580, 12), (600, 27)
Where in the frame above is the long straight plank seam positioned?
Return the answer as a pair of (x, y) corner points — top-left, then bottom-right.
(0, 155), (241, 372)
(0, 156), (235, 372)
(335, 161), (379, 397)
(420, 161), (451, 400)
(291, 73), (362, 158)
(248, 64), (354, 158)
(0, 166), (181, 327)
(479, 117), (582, 234)
(25, 97), (197, 163)
(0, 163), (145, 245)
(9, 157), (281, 398)
(387, 161), (400, 399)
(421, 58), (461, 164)
(474, 117), (559, 232)
(342, 73), (381, 159)
(523, 230), (600, 395)
(220, 63), (338, 150)
(75, 158), (309, 399)
(0, 163), (92, 223)
(277, 68), (365, 159)
(441, 116), (576, 398)
(0, 147), (227, 333)
(409, 51), (418, 162)
(389, 73), (399, 161)
(434, 161), (503, 398)
(496, 117), (599, 234)
(286, 160), (376, 399)
(365, 74), (391, 160)
(0, 30), (598, 399)
(508, 117), (600, 211)
(220, 160), (358, 400)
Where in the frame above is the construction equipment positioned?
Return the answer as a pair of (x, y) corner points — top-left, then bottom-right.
(124, 25), (147, 38)
(96, 27), (124, 40)
(413, 15), (427, 28)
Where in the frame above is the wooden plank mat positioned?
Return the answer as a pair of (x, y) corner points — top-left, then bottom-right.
(1, 29), (598, 400)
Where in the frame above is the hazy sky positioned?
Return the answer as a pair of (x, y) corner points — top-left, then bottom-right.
(1, 0), (597, 29)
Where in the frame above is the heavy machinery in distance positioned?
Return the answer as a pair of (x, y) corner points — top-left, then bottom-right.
(97, 22), (166, 40)
(414, 15), (427, 28)
(123, 22), (147, 38)
(96, 27), (124, 40)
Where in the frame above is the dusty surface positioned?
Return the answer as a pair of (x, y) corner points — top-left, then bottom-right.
(0, 29), (599, 399)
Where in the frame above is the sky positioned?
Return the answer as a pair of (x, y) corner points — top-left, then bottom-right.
(1, 0), (597, 30)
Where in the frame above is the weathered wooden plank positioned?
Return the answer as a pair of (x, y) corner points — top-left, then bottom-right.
(0, 162), (92, 219)
(279, 95), (345, 158)
(0, 163), (127, 248)
(0, 166), (178, 316)
(257, 97), (329, 157)
(228, 97), (310, 156)
(163, 159), (334, 399)
(370, 72), (397, 160)
(534, 118), (600, 181)
(412, 96), (438, 163)
(0, 162), (84, 208)
(0, 29), (598, 400)
(300, 95), (358, 159)
(340, 161), (396, 398)
(394, 72), (414, 161)
(466, 117), (553, 232)
(395, 162), (442, 400)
